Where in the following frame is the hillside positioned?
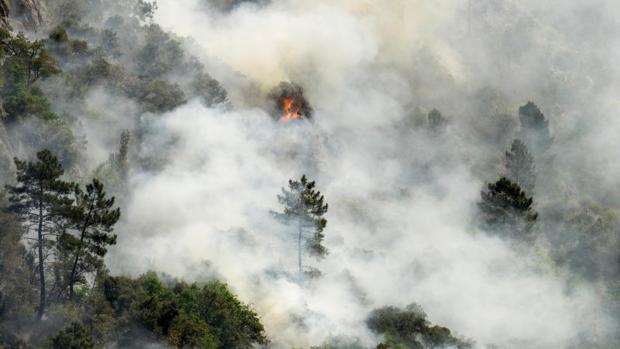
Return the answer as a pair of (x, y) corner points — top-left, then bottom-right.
(0, 1), (619, 348)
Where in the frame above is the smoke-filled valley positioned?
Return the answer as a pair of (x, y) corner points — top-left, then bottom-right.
(0, 1), (619, 348)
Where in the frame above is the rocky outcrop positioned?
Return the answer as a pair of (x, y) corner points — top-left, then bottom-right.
(0, 0), (46, 31)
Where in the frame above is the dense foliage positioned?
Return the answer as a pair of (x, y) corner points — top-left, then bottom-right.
(101, 273), (268, 348)
(367, 304), (472, 349)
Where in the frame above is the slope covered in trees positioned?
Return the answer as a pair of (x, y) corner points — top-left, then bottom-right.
(0, 1), (619, 348)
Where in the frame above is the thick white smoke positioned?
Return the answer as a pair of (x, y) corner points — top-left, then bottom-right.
(104, 1), (619, 348)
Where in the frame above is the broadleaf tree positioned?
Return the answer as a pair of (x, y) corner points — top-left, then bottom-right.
(5, 150), (74, 319)
(273, 175), (328, 280)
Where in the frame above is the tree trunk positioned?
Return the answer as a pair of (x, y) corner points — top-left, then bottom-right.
(37, 182), (45, 320)
(68, 232), (85, 300)
(69, 206), (92, 300)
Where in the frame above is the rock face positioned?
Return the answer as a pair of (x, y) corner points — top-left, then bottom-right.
(0, 0), (46, 31)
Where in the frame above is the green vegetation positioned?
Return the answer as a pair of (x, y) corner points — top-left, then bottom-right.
(6, 150), (75, 319)
(64, 178), (120, 300)
(0, 149), (268, 348)
(478, 177), (538, 240)
(51, 322), (95, 349)
(101, 273), (268, 348)
(367, 304), (472, 349)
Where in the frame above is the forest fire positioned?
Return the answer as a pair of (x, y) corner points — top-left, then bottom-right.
(280, 96), (302, 121)
(268, 82), (313, 122)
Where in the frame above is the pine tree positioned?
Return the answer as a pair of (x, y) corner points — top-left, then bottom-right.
(428, 108), (446, 132)
(5, 150), (74, 319)
(478, 177), (538, 240)
(65, 178), (120, 300)
(505, 139), (536, 194)
(110, 130), (130, 182)
(273, 175), (328, 280)
(0, 29), (60, 88)
(517, 101), (552, 154)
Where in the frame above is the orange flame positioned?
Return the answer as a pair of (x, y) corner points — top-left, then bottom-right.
(280, 96), (302, 122)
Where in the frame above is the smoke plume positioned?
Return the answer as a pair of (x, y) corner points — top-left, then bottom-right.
(90, 0), (620, 348)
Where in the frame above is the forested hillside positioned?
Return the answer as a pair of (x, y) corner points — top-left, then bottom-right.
(0, 1), (618, 348)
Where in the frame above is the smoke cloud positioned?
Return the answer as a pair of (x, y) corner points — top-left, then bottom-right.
(96, 0), (620, 348)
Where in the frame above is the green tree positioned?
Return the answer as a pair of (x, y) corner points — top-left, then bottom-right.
(0, 29), (60, 87)
(101, 273), (267, 348)
(51, 322), (95, 349)
(478, 177), (538, 241)
(5, 150), (74, 319)
(505, 139), (536, 194)
(517, 101), (552, 154)
(0, 28), (61, 124)
(64, 179), (120, 300)
(168, 311), (219, 349)
(111, 130), (130, 181)
(135, 24), (184, 79)
(367, 304), (472, 349)
(192, 72), (228, 107)
(128, 78), (186, 113)
(189, 280), (267, 348)
(273, 175), (328, 280)
(93, 130), (131, 196)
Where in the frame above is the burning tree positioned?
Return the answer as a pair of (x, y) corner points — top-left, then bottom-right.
(273, 175), (328, 280)
(268, 81), (313, 122)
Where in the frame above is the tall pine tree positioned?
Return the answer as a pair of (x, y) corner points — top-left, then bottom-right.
(505, 139), (536, 194)
(5, 150), (73, 319)
(64, 178), (120, 300)
(273, 175), (328, 280)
